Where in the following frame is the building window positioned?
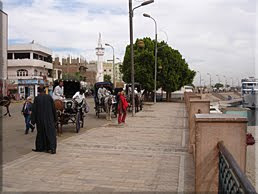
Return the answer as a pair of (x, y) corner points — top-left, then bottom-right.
(33, 53), (39, 59)
(109, 70), (112, 72)
(34, 69), (38, 76)
(104, 70), (106, 72)
(39, 55), (43, 61)
(7, 53), (13, 59)
(17, 69), (28, 77)
(14, 53), (30, 59)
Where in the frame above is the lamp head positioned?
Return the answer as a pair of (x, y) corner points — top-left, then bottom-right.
(141, 0), (154, 6)
(105, 43), (110, 46)
(143, 13), (151, 18)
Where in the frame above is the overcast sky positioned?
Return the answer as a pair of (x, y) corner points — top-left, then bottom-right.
(3, 0), (256, 86)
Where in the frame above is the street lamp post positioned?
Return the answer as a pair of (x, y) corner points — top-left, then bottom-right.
(143, 13), (157, 103)
(223, 75), (227, 88)
(105, 43), (115, 87)
(116, 58), (122, 82)
(216, 74), (220, 84)
(129, 0), (154, 116)
(207, 73), (211, 88)
(197, 71), (202, 87)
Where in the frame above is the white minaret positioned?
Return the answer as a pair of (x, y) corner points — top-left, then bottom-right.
(95, 33), (105, 82)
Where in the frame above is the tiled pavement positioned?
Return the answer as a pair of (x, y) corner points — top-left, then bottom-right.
(3, 102), (194, 192)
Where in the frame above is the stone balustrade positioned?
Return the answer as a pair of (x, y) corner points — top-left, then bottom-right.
(184, 92), (248, 193)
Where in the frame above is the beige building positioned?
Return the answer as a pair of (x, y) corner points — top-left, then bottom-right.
(115, 62), (123, 82)
(7, 42), (53, 98)
(0, 2), (8, 95)
(102, 61), (123, 84)
(103, 61), (113, 81)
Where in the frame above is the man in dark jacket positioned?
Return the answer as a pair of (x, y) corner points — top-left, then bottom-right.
(21, 96), (35, 134)
(31, 86), (57, 154)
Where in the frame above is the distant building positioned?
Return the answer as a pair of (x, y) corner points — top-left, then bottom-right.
(7, 42), (53, 98)
(115, 62), (123, 82)
(0, 3), (8, 95)
(53, 56), (94, 85)
(103, 61), (113, 81)
(103, 61), (123, 84)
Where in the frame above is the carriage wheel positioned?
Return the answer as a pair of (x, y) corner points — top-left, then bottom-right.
(76, 112), (80, 133)
(81, 113), (84, 128)
(97, 107), (100, 118)
(56, 123), (60, 136)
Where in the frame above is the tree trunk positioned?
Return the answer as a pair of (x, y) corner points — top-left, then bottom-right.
(168, 92), (171, 101)
(166, 91), (171, 102)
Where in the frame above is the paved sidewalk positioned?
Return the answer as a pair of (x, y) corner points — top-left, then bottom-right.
(3, 103), (194, 192)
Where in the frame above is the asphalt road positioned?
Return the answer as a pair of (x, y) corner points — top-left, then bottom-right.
(2, 97), (111, 164)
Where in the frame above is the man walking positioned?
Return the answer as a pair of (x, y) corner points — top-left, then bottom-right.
(31, 86), (57, 154)
(21, 96), (34, 134)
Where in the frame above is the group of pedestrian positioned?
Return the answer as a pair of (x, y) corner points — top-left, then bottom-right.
(22, 85), (57, 154)
(21, 80), (129, 155)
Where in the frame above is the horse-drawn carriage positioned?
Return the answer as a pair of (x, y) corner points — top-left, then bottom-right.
(125, 83), (143, 112)
(94, 82), (117, 119)
(53, 80), (87, 135)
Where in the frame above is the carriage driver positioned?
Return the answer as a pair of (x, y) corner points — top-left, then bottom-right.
(97, 85), (107, 105)
(52, 80), (65, 100)
(72, 89), (86, 105)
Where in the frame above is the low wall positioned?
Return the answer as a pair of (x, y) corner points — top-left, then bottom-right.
(194, 114), (247, 192)
(188, 99), (210, 154)
(184, 93), (248, 192)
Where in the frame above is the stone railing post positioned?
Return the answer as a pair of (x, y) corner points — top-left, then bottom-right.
(188, 99), (210, 155)
(194, 114), (247, 193)
(184, 92), (202, 114)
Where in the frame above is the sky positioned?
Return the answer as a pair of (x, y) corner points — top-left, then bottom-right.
(2, 0), (256, 86)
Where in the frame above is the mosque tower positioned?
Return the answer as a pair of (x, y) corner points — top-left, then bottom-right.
(95, 33), (105, 82)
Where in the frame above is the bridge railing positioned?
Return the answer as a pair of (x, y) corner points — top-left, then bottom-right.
(218, 142), (256, 194)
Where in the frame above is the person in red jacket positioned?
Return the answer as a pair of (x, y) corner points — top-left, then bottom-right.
(117, 91), (128, 124)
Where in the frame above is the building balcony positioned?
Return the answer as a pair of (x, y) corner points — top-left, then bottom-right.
(8, 59), (53, 69)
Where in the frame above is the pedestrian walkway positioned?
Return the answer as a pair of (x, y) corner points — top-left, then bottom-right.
(3, 103), (194, 192)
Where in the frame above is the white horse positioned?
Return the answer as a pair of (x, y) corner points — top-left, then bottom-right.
(104, 95), (116, 121)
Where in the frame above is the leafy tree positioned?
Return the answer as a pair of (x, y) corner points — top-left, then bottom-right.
(214, 83), (224, 89)
(121, 37), (196, 101)
(62, 72), (84, 81)
(104, 74), (111, 82)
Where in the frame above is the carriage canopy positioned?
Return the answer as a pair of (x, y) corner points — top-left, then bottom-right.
(53, 79), (81, 99)
(125, 83), (142, 94)
(94, 82), (114, 95)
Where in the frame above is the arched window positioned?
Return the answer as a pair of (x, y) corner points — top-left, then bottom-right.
(17, 69), (28, 77)
(34, 69), (38, 76)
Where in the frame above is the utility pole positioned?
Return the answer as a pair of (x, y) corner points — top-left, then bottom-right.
(129, 0), (135, 116)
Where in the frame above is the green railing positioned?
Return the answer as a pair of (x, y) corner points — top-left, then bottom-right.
(218, 142), (256, 194)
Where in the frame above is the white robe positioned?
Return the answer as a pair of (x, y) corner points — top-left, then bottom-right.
(52, 85), (64, 100)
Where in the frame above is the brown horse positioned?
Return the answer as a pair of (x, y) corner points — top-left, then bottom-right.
(0, 96), (11, 117)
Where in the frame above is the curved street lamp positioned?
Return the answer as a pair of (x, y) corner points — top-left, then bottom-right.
(207, 73), (211, 88)
(116, 58), (122, 82)
(216, 74), (220, 83)
(197, 71), (202, 87)
(129, 0), (154, 116)
(143, 13), (157, 103)
(223, 75), (227, 88)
